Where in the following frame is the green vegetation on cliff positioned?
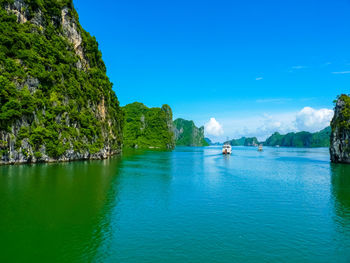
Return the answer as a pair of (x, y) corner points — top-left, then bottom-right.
(227, 137), (259, 146)
(173, 118), (209, 146)
(0, 0), (123, 163)
(331, 94), (350, 131)
(122, 102), (175, 149)
(264, 127), (331, 147)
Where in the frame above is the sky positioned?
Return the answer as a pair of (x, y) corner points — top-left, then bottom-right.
(74, 0), (350, 142)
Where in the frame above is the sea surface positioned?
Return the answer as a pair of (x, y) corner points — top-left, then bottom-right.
(1, 146), (350, 263)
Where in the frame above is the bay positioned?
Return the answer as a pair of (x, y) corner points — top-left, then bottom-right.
(1, 146), (350, 262)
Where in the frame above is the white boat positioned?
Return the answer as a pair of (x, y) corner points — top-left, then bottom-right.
(222, 144), (232, 155)
(258, 144), (263, 151)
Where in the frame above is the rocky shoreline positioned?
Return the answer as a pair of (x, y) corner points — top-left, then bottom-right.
(0, 148), (122, 166)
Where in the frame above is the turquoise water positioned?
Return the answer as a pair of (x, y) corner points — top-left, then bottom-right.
(1, 146), (350, 262)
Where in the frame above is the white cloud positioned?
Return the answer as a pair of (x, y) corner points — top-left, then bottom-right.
(255, 77), (263, 81)
(294, 107), (333, 132)
(251, 113), (296, 140)
(252, 107), (333, 140)
(332, 71), (350, 74)
(212, 107), (333, 142)
(205, 118), (224, 136)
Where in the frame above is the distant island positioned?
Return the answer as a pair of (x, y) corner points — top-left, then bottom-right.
(226, 137), (259, 147)
(174, 118), (209, 147)
(205, 138), (221, 146)
(264, 126), (331, 147)
(225, 126), (331, 148)
(122, 102), (175, 149)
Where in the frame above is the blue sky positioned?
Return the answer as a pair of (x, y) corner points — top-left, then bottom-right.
(74, 0), (350, 141)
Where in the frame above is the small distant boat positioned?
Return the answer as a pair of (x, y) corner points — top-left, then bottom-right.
(222, 144), (232, 155)
(258, 144), (263, 151)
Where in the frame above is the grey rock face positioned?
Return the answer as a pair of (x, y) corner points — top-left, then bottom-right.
(61, 7), (89, 69)
(330, 95), (350, 164)
(5, 0), (29, 23)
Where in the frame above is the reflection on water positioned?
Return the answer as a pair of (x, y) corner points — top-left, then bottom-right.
(1, 147), (350, 262)
(331, 164), (350, 263)
(0, 157), (123, 263)
(331, 164), (350, 230)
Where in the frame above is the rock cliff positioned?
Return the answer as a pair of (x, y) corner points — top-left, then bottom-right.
(173, 118), (209, 146)
(0, 0), (123, 164)
(122, 102), (175, 149)
(330, 95), (350, 163)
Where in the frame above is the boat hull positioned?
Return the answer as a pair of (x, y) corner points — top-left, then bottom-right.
(222, 149), (232, 155)
(222, 144), (232, 154)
